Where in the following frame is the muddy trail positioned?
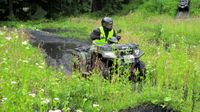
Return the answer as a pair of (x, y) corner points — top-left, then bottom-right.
(120, 103), (176, 112)
(28, 29), (91, 75)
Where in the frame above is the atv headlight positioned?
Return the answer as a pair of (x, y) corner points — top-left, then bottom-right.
(103, 52), (117, 59)
(133, 49), (140, 56)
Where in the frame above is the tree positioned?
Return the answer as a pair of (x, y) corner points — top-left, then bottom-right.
(8, 0), (14, 19)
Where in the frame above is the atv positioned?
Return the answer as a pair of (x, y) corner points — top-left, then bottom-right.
(72, 36), (146, 81)
(178, 0), (190, 12)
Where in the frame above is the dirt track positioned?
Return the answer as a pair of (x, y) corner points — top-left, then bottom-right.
(27, 29), (90, 75)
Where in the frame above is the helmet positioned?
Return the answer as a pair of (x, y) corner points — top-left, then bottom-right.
(101, 17), (113, 30)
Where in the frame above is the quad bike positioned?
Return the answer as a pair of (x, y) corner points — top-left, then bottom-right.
(71, 36), (146, 81)
(178, 0), (190, 11)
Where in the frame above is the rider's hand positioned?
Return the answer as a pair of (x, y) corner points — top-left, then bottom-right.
(117, 36), (121, 40)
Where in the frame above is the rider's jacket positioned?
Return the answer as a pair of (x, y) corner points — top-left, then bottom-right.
(93, 26), (114, 46)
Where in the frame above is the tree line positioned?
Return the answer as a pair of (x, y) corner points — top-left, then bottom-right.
(0, 0), (131, 20)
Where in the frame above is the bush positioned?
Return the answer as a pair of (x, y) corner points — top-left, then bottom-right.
(139, 0), (178, 16)
(190, 0), (200, 16)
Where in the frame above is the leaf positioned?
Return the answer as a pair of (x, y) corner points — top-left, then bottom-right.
(151, 99), (158, 104)
(164, 97), (171, 102)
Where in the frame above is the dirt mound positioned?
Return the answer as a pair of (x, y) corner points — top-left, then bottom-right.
(119, 103), (177, 112)
(27, 30), (91, 75)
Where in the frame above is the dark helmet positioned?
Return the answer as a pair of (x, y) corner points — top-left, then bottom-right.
(101, 17), (113, 30)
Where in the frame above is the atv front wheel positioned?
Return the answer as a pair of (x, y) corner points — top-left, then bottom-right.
(97, 58), (112, 80)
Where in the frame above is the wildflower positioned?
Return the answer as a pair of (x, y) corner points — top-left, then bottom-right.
(22, 60), (29, 63)
(0, 31), (4, 35)
(157, 52), (160, 55)
(35, 63), (39, 66)
(22, 41), (28, 45)
(192, 45), (196, 48)
(171, 44), (176, 48)
(93, 103), (100, 108)
(15, 35), (19, 39)
(5, 36), (12, 41)
(11, 81), (17, 85)
(22, 7), (29, 12)
(29, 93), (36, 98)
(38, 65), (44, 69)
(1, 97), (7, 102)
(76, 109), (83, 112)
(150, 68), (156, 73)
(41, 98), (50, 104)
(48, 110), (61, 112)
(40, 89), (45, 93)
(66, 108), (71, 111)
(54, 98), (59, 101)
(164, 96), (171, 102)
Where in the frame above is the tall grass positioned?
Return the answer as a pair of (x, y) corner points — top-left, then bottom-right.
(1, 11), (200, 112)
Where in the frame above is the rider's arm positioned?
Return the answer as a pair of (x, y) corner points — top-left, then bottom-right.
(90, 28), (101, 40)
(113, 30), (116, 37)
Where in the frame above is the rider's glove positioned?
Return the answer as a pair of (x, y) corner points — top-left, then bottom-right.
(117, 36), (121, 40)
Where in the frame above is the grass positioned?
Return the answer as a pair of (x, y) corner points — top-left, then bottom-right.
(1, 9), (200, 112)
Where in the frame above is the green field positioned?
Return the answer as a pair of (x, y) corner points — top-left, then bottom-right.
(1, 1), (200, 112)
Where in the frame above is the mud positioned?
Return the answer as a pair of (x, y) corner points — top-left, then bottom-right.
(27, 29), (90, 75)
(119, 103), (177, 112)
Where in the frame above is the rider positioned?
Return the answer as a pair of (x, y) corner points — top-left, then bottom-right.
(90, 17), (120, 46)
(90, 17), (145, 81)
(90, 17), (118, 69)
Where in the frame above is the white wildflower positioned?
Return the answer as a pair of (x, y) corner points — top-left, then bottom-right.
(54, 98), (59, 101)
(15, 35), (19, 39)
(157, 52), (160, 55)
(150, 68), (156, 72)
(76, 109), (83, 112)
(171, 44), (176, 48)
(29, 93), (36, 97)
(38, 65), (44, 69)
(41, 62), (45, 65)
(93, 103), (99, 108)
(5, 36), (12, 41)
(48, 110), (62, 112)
(22, 7), (29, 12)
(66, 108), (71, 111)
(40, 89), (45, 92)
(22, 41), (28, 45)
(11, 81), (17, 85)
(22, 60), (29, 63)
(192, 45), (196, 48)
(41, 98), (50, 104)
(35, 63), (39, 66)
(2, 97), (7, 102)
(0, 31), (4, 35)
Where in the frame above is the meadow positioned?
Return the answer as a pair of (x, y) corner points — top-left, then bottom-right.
(1, 3), (200, 112)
